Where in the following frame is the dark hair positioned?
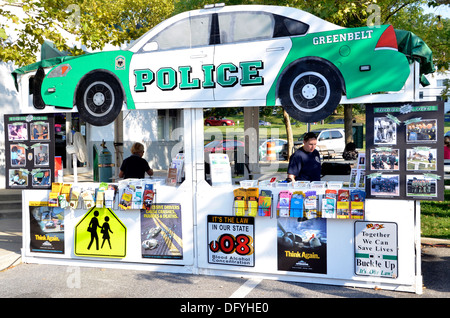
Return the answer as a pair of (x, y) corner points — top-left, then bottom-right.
(303, 132), (317, 142)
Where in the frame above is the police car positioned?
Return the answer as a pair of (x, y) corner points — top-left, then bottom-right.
(24, 4), (411, 126)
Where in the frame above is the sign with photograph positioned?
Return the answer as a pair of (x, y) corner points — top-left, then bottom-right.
(365, 102), (444, 201)
(141, 203), (183, 259)
(207, 215), (255, 267)
(4, 114), (55, 190)
(355, 221), (398, 278)
(277, 218), (327, 274)
(29, 204), (65, 254)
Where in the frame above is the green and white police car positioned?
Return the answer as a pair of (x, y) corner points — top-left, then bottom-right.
(24, 4), (411, 126)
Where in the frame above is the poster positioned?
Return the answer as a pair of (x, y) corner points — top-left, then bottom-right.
(29, 204), (64, 254)
(354, 221), (398, 278)
(365, 102), (444, 201)
(4, 114), (55, 190)
(141, 203), (183, 259)
(207, 215), (255, 267)
(277, 218), (327, 274)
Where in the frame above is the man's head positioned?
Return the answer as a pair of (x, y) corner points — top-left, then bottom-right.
(131, 142), (145, 157)
(302, 132), (317, 153)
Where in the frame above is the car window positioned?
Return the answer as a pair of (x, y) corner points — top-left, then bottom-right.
(331, 131), (343, 139)
(148, 15), (211, 51)
(273, 14), (309, 37)
(320, 131), (331, 140)
(218, 12), (274, 44)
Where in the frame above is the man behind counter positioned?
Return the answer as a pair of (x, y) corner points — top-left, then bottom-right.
(119, 142), (154, 179)
(287, 132), (321, 182)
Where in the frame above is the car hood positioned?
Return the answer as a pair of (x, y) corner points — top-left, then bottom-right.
(11, 53), (99, 91)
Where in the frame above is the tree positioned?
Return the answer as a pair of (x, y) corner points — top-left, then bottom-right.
(0, 0), (175, 66)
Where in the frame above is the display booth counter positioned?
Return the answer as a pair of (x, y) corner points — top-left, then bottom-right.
(195, 181), (421, 294)
(21, 180), (196, 273)
(20, 175), (422, 293)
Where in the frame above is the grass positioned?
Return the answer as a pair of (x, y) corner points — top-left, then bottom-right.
(421, 189), (450, 239)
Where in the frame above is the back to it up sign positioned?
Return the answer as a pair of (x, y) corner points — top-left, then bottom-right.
(354, 221), (398, 278)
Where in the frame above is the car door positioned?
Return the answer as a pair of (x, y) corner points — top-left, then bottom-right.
(213, 11), (292, 104)
(317, 131), (333, 150)
(129, 13), (215, 107)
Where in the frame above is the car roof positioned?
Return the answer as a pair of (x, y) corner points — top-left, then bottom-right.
(127, 4), (342, 53)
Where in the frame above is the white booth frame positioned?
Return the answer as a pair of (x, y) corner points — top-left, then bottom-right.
(21, 107), (424, 295)
(19, 62), (426, 294)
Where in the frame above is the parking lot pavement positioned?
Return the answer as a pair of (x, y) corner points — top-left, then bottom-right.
(1, 217), (450, 299)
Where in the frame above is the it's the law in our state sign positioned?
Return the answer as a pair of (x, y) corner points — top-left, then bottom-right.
(354, 221), (398, 278)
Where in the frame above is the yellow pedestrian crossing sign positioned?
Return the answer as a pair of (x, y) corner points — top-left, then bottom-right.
(75, 207), (127, 258)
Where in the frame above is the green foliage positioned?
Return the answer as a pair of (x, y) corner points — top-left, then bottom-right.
(0, 0), (175, 66)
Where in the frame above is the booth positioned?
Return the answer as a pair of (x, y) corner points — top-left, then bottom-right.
(8, 99), (443, 295)
(6, 4), (442, 295)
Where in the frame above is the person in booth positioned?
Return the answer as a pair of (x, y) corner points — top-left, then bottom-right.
(119, 142), (154, 179)
(287, 132), (321, 182)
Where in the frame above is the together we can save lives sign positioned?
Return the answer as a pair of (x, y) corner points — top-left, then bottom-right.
(207, 215), (255, 267)
(354, 221), (398, 278)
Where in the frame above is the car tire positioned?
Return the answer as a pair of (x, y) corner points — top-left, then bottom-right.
(279, 60), (342, 123)
(76, 73), (123, 126)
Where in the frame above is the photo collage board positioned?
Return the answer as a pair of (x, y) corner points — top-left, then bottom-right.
(4, 114), (55, 190)
(365, 102), (444, 201)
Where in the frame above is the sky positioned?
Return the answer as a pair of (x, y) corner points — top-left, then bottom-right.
(422, 3), (450, 18)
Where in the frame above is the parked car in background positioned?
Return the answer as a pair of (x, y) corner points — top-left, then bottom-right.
(204, 117), (235, 126)
(204, 139), (244, 154)
(259, 139), (287, 160)
(281, 128), (345, 160)
(259, 120), (271, 126)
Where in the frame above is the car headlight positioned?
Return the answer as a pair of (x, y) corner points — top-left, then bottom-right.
(46, 64), (72, 78)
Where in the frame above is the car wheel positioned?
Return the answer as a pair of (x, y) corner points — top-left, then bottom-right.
(76, 73), (123, 126)
(279, 60), (342, 123)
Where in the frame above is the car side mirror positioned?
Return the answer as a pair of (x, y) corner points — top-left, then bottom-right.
(143, 42), (159, 52)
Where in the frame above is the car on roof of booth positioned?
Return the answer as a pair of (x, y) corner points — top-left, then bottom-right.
(15, 4), (412, 126)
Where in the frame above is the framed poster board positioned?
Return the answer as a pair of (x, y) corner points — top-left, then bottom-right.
(4, 114), (55, 190)
(365, 102), (444, 201)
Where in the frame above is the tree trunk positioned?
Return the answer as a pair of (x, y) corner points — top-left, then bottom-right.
(283, 109), (294, 159)
(344, 104), (353, 144)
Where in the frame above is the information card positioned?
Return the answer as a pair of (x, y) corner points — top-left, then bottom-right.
(354, 221), (398, 278)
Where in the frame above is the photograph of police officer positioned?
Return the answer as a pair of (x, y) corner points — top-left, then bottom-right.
(406, 175), (437, 198)
(374, 117), (397, 145)
(370, 148), (399, 171)
(406, 119), (437, 143)
(406, 148), (437, 171)
(370, 175), (400, 197)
